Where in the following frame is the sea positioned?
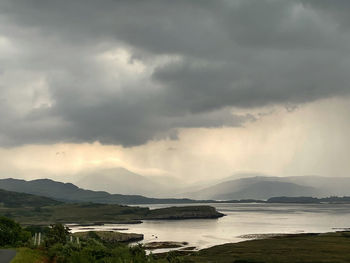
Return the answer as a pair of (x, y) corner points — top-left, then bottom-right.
(68, 203), (350, 253)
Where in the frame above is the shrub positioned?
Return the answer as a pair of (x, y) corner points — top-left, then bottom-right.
(45, 223), (70, 247)
(0, 216), (31, 247)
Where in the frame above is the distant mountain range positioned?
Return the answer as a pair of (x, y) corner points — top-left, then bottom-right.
(73, 168), (350, 200)
(75, 168), (163, 196)
(184, 175), (350, 200)
(0, 178), (202, 204)
(74, 168), (187, 198)
(185, 177), (317, 200)
(2, 172), (350, 204)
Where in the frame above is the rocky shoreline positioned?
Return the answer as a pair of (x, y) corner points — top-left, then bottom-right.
(144, 241), (189, 250)
(73, 231), (144, 243)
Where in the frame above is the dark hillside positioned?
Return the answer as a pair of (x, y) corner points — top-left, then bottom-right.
(0, 188), (61, 207)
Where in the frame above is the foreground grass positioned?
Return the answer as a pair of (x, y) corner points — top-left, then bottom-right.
(8, 231), (350, 262)
(11, 248), (46, 263)
(163, 232), (350, 263)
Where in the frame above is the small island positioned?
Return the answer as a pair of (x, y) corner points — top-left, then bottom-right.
(0, 189), (224, 225)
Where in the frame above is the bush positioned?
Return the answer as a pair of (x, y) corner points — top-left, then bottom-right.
(45, 223), (70, 247)
(46, 235), (155, 263)
(82, 238), (110, 260)
(22, 223), (155, 263)
(68, 250), (96, 263)
(0, 216), (31, 247)
(48, 242), (81, 263)
(166, 251), (186, 263)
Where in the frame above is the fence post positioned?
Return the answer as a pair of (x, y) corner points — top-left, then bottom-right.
(38, 232), (41, 246)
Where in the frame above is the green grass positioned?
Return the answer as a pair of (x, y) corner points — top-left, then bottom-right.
(0, 203), (147, 225)
(10, 231), (350, 262)
(177, 232), (350, 263)
(11, 248), (46, 263)
(0, 189), (61, 208)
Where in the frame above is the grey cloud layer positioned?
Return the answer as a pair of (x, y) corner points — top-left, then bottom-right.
(0, 0), (349, 146)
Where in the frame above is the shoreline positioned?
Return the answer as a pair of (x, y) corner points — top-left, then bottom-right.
(153, 231), (350, 262)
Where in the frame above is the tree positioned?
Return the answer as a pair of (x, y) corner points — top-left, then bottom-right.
(0, 216), (30, 246)
(45, 224), (70, 247)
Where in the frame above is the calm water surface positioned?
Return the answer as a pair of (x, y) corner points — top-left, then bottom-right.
(69, 203), (350, 252)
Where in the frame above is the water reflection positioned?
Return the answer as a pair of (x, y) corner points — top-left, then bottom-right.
(69, 203), (350, 252)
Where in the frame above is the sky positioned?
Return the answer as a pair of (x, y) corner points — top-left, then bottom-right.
(0, 0), (349, 183)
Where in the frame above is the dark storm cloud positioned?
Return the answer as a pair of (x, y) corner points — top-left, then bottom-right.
(0, 0), (349, 146)
(302, 0), (350, 27)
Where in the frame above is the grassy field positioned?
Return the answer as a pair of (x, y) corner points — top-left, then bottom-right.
(0, 189), (61, 208)
(172, 232), (350, 263)
(11, 248), (46, 263)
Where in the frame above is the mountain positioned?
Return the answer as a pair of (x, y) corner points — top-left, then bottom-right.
(75, 168), (162, 196)
(3, 175), (350, 204)
(278, 176), (350, 196)
(267, 196), (350, 204)
(0, 178), (201, 204)
(74, 168), (189, 197)
(186, 176), (320, 200)
(215, 181), (317, 200)
(0, 188), (61, 207)
(217, 172), (271, 183)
